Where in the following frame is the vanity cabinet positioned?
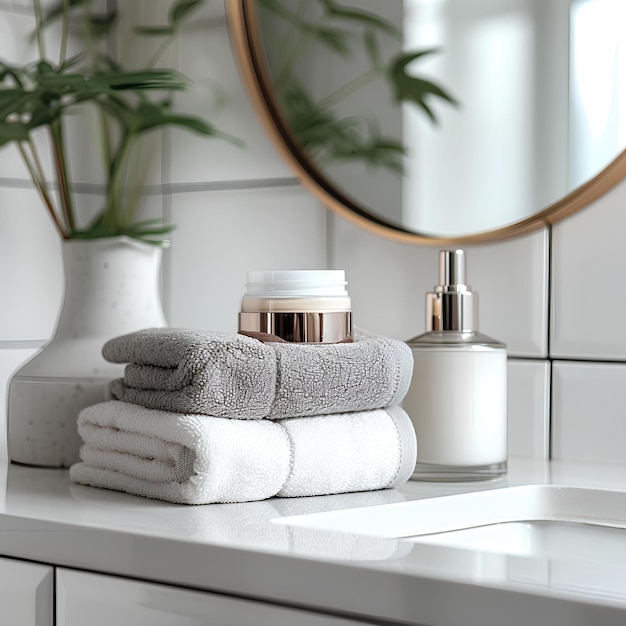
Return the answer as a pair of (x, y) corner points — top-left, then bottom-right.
(56, 569), (372, 626)
(0, 553), (375, 626)
(0, 556), (53, 626)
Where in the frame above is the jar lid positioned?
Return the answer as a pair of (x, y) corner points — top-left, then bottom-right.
(244, 270), (348, 298)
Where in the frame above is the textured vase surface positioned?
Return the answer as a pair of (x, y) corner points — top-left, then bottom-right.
(7, 237), (167, 467)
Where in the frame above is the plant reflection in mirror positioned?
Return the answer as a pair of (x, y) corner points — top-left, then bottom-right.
(0, 0), (241, 244)
(258, 0), (458, 175)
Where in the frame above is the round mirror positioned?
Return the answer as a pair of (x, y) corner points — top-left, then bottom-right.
(227, 0), (626, 243)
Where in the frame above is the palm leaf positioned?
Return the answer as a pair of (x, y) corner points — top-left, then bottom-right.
(303, 24), (352, 56)
(0, 0), (239, 242)
(387, 49), (458, 123)
(319, 0), (400, 39)
(83, 11), (117, 36)
(0, 62), (25, 87)
(97, 69), (188, 91)
(36, 0), (116, 39)
(135, 0), (203, 36)
(134, 26), (175, 36)
(326, 131), (405, 173)
(129, 102), (242, 145)
(363, 29), (383, 70)
(279, 78), (405, 172)
(0, 90), (35, 119)
(40, 0), (94, 24)
(258, 0), (352, 57)
(127, 223), (175, 237)
(0, 122), (30, 145)
(170, 0), (204, 26)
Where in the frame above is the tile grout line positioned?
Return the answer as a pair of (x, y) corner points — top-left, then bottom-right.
(161, 178), (302, 194)
(546, 224), (554, 461)
(0, 177), (302, 196)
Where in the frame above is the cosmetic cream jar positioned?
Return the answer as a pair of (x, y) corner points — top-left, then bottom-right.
(238, 270), (352, 343)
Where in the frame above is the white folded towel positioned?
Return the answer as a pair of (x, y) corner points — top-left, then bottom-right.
(102, 328), (413, 419)
(69, 400), (417, 505)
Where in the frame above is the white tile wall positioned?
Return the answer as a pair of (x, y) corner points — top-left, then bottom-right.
(465, 231), (549, 358)
(62, 105), (128, 189)
(1, 0), (626, 466)
(552, 361), (626, 465)
(333, 214), (549, 357)
(0, 9), (52, 182)
(167, 0), (294, 184)
(0, 187), (63, 341)
(551, 177), (626, 360)
(507, 359), (550, 459)
(0, 2), (110, 185)
(0, 190), (115, 341)
(165, 185), (327, 332)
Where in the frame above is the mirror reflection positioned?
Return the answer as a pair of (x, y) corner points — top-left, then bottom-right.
(254, 0), (626, 237)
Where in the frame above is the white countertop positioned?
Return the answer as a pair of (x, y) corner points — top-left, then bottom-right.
(1, 457), (626, 626)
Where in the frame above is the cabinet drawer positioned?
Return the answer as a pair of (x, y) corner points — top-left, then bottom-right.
(0, 556), (53, 626)
(57, 568), (371, 626)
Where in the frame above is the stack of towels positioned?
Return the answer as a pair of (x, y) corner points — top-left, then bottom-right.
(69, 328), (417, 505)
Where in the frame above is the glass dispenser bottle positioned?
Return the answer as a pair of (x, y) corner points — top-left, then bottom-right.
(403, 250), (507, 481)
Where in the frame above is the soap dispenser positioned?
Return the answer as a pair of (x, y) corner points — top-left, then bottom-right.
(403, 250), (507, 481)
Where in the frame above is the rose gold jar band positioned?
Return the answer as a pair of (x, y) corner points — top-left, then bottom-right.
(238, 312), (352, 343)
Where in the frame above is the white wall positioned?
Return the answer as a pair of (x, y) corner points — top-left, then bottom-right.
(0, 1), (624, 467)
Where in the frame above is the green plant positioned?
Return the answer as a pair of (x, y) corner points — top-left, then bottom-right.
(0, 0), (238, 243)
(258, 0), (458, 174)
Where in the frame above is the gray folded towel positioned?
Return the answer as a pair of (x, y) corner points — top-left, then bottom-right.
(103, 328), (413, 419)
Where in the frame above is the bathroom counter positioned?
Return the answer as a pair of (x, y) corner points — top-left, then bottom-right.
(1, 457), (625, 625)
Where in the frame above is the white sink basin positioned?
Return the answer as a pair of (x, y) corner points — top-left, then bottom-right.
(272, 484), (626, 543)
(271, 464), (626, 617)
(406, 520), (626, 564)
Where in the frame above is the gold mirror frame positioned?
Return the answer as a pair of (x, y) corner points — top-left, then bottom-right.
(226, 0), (626, 245)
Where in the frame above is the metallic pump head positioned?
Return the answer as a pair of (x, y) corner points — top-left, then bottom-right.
(426, 250), (478, 332)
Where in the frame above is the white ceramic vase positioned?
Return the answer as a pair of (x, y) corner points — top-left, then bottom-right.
(7, 237), (167, 468)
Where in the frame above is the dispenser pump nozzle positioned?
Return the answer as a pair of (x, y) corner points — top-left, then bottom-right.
(426, 249), (478, 332)
(439, 249), (466, 288)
